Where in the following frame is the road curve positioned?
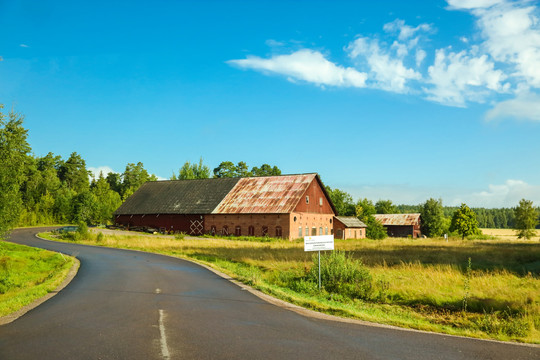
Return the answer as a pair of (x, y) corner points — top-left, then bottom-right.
(1, 228), (538, 360)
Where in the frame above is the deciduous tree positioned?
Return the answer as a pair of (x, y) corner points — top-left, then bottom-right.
(356, 198), (386, 239)
(251, 164), (281, 177)
(450, 203), (480, 240)
(178, 158), (210, 180)
(421, 198), (447, 237)
(375, 199), (396, 214)
(122, 162), (157, 198)
(326, 186), (355, 216)
(514, 199), (539, 240)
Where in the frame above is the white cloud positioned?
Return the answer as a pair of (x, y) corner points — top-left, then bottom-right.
(415, 49), (427, 66)
(383, 19), (431, 41)
(347, 37), (421, 93)
(425, 48), (508, 106)
(19, 44), (29, 48)
(228, 49), (367, 88)
(228, 3), (540, 119)
(265, 39), (284, 47)
(486, 90), (540, 121)
(446, 0), (540, 120)
(457, 180), (540, 208)
(447, 0), (503, 10)
(88, 166), (116, 179)
(473, 2), (540, 86)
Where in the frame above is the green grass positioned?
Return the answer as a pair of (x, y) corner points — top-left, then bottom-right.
(39, 230), (540, 344)
(0, 240), (76, 318)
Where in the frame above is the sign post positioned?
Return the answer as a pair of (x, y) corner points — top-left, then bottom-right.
(304, 235), (334, 290)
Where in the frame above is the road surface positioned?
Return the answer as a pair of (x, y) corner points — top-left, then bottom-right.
(1, 228), (538, 359)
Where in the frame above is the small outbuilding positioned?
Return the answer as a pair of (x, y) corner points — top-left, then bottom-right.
(372, 213), (422, 238)
(333, 216), (367, 239)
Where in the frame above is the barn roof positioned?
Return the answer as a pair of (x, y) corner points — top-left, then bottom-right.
(334, 216), (367, 228)
(213, 174), (317, 214)
(114, 178), (240, 215)
(115, 173), (334, 215)
(372, 213), (421, 226)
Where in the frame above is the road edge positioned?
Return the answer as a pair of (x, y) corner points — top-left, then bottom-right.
(0, 251), (80, 326)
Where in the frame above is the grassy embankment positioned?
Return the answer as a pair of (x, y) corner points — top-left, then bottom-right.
(0, 240), (76, 318)
(40, 228), (540, 344)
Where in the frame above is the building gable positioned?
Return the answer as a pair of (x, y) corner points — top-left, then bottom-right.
(213, 174), (318, 214)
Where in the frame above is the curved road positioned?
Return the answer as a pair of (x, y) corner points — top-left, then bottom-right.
(1, 228), (538, 360)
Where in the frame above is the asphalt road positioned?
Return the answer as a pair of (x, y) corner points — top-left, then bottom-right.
(1, 228), (538, 360)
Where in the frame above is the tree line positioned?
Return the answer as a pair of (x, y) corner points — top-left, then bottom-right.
(326, 186), (540, 240)
(1, 105), (538, 240)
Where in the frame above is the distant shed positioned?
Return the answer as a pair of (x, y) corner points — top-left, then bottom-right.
(333, 216), (367, 239)
(372, 213), (421, 238)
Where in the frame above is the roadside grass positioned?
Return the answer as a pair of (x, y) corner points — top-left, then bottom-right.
(39, 230), (540, 343)
(0, 240), (75, 318)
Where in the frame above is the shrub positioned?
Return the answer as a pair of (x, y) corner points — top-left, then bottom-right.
(96, 232), (104, 242)
(308, 251), (373, 300)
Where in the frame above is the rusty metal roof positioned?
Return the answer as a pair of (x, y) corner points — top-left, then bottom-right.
(372, 213), (421, 226)
(335, 216), (367, 228)
(212, 174), (316, 214)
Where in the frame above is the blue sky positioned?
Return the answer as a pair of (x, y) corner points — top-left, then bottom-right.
(1, 0), (540, 208)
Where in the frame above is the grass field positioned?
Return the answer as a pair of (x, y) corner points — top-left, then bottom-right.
(39, 228), (540, 344)
(0, 240), (76, 318)
(481, 228), (540, 241)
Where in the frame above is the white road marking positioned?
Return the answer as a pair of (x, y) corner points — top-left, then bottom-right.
(155, 288), (162, 294)
(159, 309), (171, 360)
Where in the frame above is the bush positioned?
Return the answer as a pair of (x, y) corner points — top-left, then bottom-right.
(96, 232), (104, 242)
(308, 251), (373, 300)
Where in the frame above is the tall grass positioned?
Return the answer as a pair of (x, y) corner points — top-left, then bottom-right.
(39, 230), (540, 343)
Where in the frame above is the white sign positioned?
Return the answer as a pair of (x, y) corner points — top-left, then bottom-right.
(304, 235), (334, 252)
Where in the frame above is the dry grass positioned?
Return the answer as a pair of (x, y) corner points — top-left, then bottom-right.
(481, 228), (540, 241)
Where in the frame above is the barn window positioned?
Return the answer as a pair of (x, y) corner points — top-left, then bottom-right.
(319, 227), (323, 235)
(305, 196), (309, 204)
(311, 227), (316, 236)
(325, 227), (328, 235)
(298, 227), (302, 237)
(275, 226), (282, 237)
(248, 226), (255, 236)
(235, 226), (241, 236)
(305, 227), (309, 236)
(319, 197), (323, 206)
(354, 230), (357, 238)
(222, 225), (229, 236)
(262, 226), (268, 237)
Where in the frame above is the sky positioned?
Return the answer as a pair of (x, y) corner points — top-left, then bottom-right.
(1, 0), (540, 208)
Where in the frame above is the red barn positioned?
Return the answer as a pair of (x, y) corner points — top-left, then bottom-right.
(114, 173), (337, 240)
